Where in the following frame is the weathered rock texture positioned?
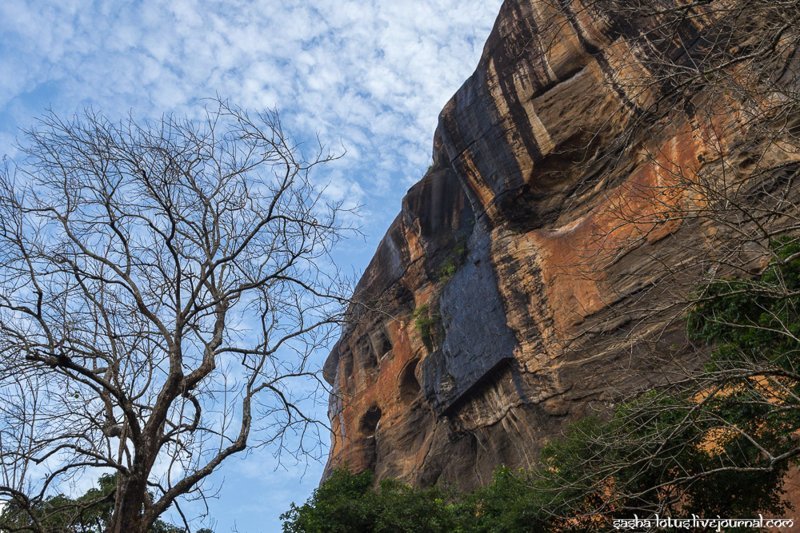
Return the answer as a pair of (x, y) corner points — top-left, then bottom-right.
(324, 0), (800, 489)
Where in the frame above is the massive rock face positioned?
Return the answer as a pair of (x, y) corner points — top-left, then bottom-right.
(324, 0), (800, 489)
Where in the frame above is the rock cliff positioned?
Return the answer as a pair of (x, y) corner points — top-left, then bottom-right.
(324, 0), (800, 489)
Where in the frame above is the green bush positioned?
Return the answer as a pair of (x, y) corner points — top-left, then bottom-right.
(688, 238), (800, 370)
(438, 260), (458, 282)
(437, 239), (468, 283)
(413, 304), (439, 351)
(281, 469), (458, 533)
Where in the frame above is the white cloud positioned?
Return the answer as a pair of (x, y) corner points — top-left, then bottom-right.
(0, 1), (500, 215)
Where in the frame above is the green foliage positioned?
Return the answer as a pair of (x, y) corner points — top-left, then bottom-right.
(0, 473), (202, 533)
(454, 467), (552, 532)
(438, 260), (458, 282)
(286, 395), (792, 530)
(677, 238), (800, 515)
(283, 463), (602, 532)
(280, 469), (374, 533)
(533, 393), (790, 523)
(413, 304), (440, 351)
(281, 469), (458, 533)
(688, 238), (800, 370)
(436, 239), (468, 283)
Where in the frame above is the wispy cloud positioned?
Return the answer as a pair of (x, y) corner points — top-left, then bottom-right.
(0, 0), (500, 234)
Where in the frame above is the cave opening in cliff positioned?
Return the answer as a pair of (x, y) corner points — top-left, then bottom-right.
(362, 340), (379, 370)
(357, 328), (392, 371)
(360, 404), (382, 437)
(399, 359), (421, 403)
(343, 348), (354, 381)
(371, 328), (393, 360)
(358, 404), (382, 472)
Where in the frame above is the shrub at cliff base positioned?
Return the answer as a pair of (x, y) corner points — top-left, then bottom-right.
(283, 240), (800, 532)
(281, 469), (460, 532)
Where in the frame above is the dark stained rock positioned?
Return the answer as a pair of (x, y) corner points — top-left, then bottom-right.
(420, 220), (517, 415)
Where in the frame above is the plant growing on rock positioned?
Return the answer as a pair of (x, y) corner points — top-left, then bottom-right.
(436, 238), (467, 283)
(413, 304), (440, 351)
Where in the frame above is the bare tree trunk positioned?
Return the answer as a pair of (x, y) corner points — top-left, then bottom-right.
(108, 494), (146, 533)
(108, 466), (150, 533)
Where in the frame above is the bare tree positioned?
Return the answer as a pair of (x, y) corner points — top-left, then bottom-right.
(0, 100), (351, 532)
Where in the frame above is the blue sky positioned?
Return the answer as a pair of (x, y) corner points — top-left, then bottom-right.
(0, 1), (501, 531)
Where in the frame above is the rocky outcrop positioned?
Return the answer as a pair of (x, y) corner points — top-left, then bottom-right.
(324, 0), (800, 489)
